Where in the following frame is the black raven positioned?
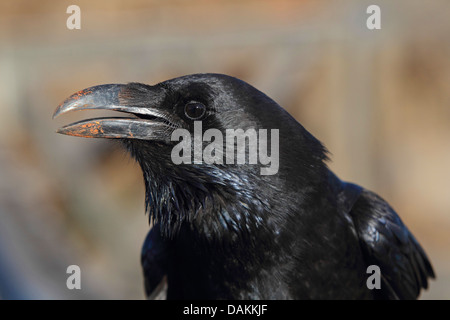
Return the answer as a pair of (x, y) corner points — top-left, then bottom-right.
(53, 73), (434, 299)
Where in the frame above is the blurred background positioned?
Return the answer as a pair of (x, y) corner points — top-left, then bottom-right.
(0, 0), (448, 299)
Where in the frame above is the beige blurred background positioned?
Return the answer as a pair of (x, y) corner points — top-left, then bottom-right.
(0, 0), (448, 299)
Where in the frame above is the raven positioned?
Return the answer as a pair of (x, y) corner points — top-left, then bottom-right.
(53, 73), (434, 299)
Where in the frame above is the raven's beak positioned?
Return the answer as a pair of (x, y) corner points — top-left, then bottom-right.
(53, 84), (174, 141)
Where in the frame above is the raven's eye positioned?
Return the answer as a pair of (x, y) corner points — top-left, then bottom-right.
(184, 102), (206, 120)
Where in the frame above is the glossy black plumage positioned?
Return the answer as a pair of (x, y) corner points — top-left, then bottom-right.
(54, 73), (434, 299)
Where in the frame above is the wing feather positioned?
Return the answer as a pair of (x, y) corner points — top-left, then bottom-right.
(347, 188), (434, 299)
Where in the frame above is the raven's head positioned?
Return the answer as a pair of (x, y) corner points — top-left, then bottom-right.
(54, 74), (327, 240)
